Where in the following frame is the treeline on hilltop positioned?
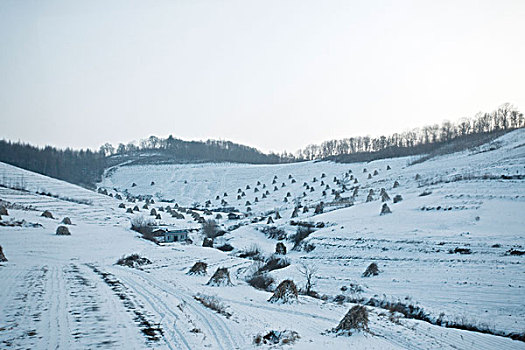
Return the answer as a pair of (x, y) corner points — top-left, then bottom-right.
(0, 103), (522, 188)
(100, 137), (292, 164)
(295, 103), (523, 161)
(0, 141), (107, 189)
(0, 138), (291, 188)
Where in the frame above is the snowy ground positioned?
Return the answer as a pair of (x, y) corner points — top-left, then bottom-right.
(1, 129), (524, 349)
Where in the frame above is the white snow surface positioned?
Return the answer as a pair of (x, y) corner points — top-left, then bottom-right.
(0, 129), (524, 349)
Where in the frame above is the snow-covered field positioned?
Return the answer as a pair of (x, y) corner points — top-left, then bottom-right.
(1, 129), (524, 349)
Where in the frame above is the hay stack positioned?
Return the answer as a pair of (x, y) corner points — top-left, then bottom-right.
(126, 208), (134, 213)
(207, 267), (233, 286)
(41, 210), (54, 219)
(380, 203), (391, 215)
(393, 180), (400, 188)
(61, 217), (72, 225)
(0, 245), (7, 262)
(335, 305), (369, 334)
(0, 205), (8, 216)
(380, 189), (390, 202)
(268, 280), (298, 304)
(393, 195), (403, 203)
(187, 261), (207, 275)
(275, 242), (287, 255)
(56, 225), (71, 235)
(118, 203), (126, 209)
(362, 262), (379, 277)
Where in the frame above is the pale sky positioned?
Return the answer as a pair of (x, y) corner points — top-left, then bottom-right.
(1, 0), (524, 153)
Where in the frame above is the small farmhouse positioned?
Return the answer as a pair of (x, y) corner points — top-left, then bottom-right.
(152, 228), (189, 243)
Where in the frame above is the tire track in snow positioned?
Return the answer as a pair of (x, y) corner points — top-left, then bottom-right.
(116, 268), (244, 349)
(115, 273), (192, 350)
(87, 264), (182, 350)
(139, 272), (243, 350)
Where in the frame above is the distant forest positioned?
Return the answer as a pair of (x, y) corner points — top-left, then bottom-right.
(294, 103), (524, 160)
(0, 103), (522, 188)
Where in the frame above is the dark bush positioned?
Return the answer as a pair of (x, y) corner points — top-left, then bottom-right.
(259, 256), (290, 273)
(116, 253), (151, 268)
(419, 190), (432, 196)
(393, 195), (403, 203)
(217, 243), (234, 252)
(261, 226), (287, 240)
(239, 245), (263, 261)
(449, 247), (472, 254)
(202, 238), (214, 247)
(247, 273), (274, 291)
(290, 225), (314, 249)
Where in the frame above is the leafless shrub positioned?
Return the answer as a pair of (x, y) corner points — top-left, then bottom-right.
(202, 219), (219, 238)
(116, 253), (151, 268)
(239, 244), (264, 261)
(194, 294), (232, 318)
(130, 215), (154, 235)
(254, 330), (300, 346)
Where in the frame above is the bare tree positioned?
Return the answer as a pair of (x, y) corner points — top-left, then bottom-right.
(298, 262), (318, 295)
(202, 219), (219, 239)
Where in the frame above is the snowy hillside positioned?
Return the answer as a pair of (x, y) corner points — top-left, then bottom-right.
(0, 129), (524, 349)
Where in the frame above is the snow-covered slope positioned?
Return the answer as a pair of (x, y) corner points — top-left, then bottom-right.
(1, 129), (524, 349)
